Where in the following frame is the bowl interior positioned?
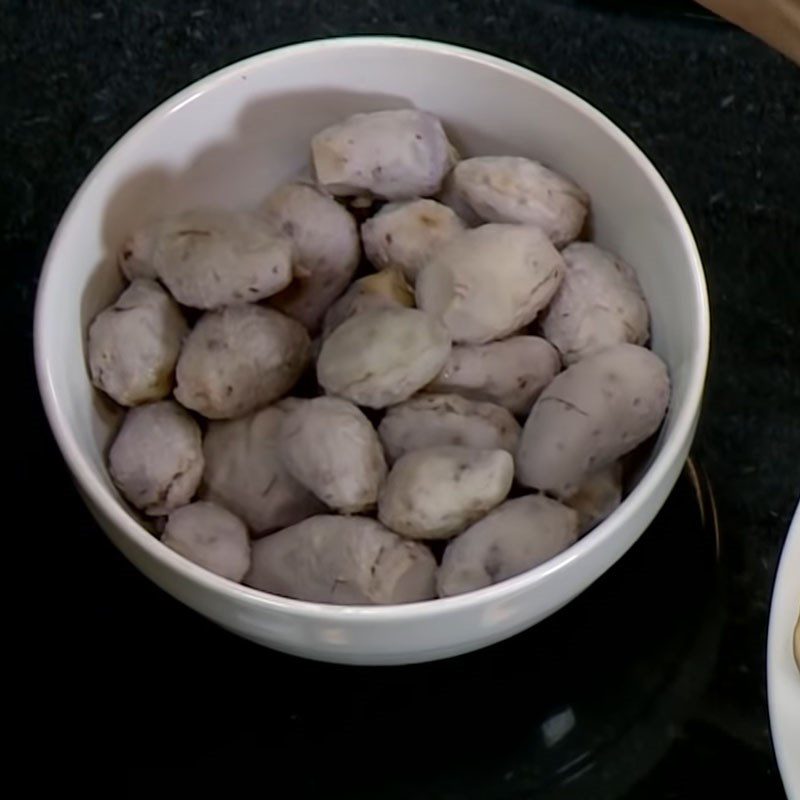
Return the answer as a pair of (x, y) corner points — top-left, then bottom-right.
(36, 39), (706, 563)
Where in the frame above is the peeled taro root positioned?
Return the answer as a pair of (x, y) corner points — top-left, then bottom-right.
(437, 495), (579, 597)
(175, 304), (310, 419)
(151, 209), (293, 309)
(377, 393), (520, 463)
(245, 515), (437, 604)
(201, 403), (323, 536)
(162, 501), (250, 581)
(279, 397), (387, 513)
(515, 344), (670, 497)
(361, 199), (466, 283)
(108, 400), (204, 515)
(261, 182), (360, 331)
(427, 336), (561, 416)
(317, 307), (451, 409)
(447, 156), (589, 247)
(541, 242), (650, 364)
(118, 224), (159, 280)
(563, 461), (623, 535)
(311, 109), (455, 200)
(437, 172), (484, 227)
(415, 223), (565, 344)
(378, 446), (514, 540)
(88, 278), (187, 406)
(321, 269), (414, 338)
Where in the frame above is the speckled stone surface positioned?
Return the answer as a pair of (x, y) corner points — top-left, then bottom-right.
(7, 0), (799, 796)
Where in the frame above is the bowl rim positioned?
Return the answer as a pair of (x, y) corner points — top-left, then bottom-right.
(34, 35), (710, 623)
(767, 499), (800, 797)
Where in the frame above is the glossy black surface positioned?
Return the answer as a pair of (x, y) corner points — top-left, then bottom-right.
(557, 0), (715, 16)
(8, 1), (799, 796)
(126, 462), (725, 798)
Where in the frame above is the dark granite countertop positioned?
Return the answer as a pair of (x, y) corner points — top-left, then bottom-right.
(7, 1), (799, 796)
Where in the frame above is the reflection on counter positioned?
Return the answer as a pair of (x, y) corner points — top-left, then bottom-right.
(129, 461), (723, 798)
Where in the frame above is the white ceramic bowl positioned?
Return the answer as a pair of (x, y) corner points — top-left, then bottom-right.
(34, 37), (709, 665)
(768, 499), (800, 798)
